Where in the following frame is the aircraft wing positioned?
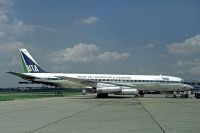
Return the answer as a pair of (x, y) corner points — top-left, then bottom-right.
(7, 71), (36, 80)
(57, 76), (136, 88)
(57, 76), (98, 87)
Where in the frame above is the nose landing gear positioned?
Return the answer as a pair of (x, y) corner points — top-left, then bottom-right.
(54, 88), (63, 96)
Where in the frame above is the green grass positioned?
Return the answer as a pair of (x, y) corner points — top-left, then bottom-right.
(0, 90), (80, 101)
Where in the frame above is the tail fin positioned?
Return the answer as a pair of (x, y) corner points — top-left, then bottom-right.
(19, 49), (46, 73)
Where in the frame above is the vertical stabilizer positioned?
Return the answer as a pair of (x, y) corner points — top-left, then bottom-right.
(19, 49), (46, 73)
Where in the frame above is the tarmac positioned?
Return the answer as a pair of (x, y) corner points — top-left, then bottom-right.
(0, 95), (200, 133)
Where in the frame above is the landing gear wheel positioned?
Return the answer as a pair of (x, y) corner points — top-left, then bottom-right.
(184, 94), (188, 98)
(139, 91), (144, 97)
(55, 89), (63, 97)
(82, 89), (87, 95)
(173, 94), (177, 98)
(195, 93), (200, 99)
(97, 93), (108, 98)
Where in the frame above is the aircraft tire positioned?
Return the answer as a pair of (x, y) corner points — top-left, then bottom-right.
(97, 93), (108, 98)
(173, 94), (177, 98)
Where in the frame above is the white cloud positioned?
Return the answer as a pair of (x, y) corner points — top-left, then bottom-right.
(0, 0), (33, 41)
(175, 59), (184, 68)
(81, 16), (99, 25)
(167, 34), (200, 54)
(143, 43), (155, 49)
(0, 0), (14, 14)
(0, 0), (33, 52)
(12, 19), (33, 36)
(0, 41), (26, 52)
(0, 18), (33, 40)
(0, 31), (5, 38)
(174, 59), (200, 75)
(159, 54), (167, 58)
(33, 25), (62, 33)
(97, 52), (130, 61)
(52, 43), (99, 63)
(190, 66), (200, 75)
(175, 59), (200, 68)
(51, 43), (130, 63)
(0, 14), (8, 22)
(8, 55), (19, 66)
(0, 0), (34, 67)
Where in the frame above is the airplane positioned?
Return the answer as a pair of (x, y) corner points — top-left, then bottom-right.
(7, 48), (193, 98)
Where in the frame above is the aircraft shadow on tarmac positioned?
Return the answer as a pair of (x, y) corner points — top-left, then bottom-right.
(64, 94), (180, 99)
(64, 95), (135, 99)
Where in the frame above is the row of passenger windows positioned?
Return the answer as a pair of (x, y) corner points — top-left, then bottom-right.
(35, 77), (180, 84)
(36, 78), (59, 80)
(90, 79), (180, 83)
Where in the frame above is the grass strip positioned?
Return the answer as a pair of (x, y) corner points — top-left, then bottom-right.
(0, 91), (80, 101)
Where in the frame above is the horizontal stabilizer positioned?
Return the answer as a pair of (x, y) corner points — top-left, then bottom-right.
(7, 71), (35, 79)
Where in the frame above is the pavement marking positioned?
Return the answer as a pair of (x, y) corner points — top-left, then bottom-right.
(29, 101), (106, 133)
(137, 99), (166, 133)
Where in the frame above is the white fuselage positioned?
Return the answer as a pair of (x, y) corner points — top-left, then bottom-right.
(24, 73), (192, 92)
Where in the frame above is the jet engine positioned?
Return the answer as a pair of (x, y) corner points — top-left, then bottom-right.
(120, 88), (138, 95)
(97, 86), (138, 95)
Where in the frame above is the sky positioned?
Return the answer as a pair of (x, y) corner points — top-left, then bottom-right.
(0, 0), (200, 87)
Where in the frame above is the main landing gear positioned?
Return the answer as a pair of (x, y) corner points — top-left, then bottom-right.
(54, 88), (63, 96)
(138, 91), (144, 97)
(97, 93), (108, 98)
(195, 93), (200, 99)
(170, 91), (189, 98)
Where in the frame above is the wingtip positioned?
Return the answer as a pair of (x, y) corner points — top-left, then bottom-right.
(6, 71), (12, 73)
(6, 71), (18, 74)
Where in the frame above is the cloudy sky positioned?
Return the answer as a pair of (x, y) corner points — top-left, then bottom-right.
(0, 0), (200, 87)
